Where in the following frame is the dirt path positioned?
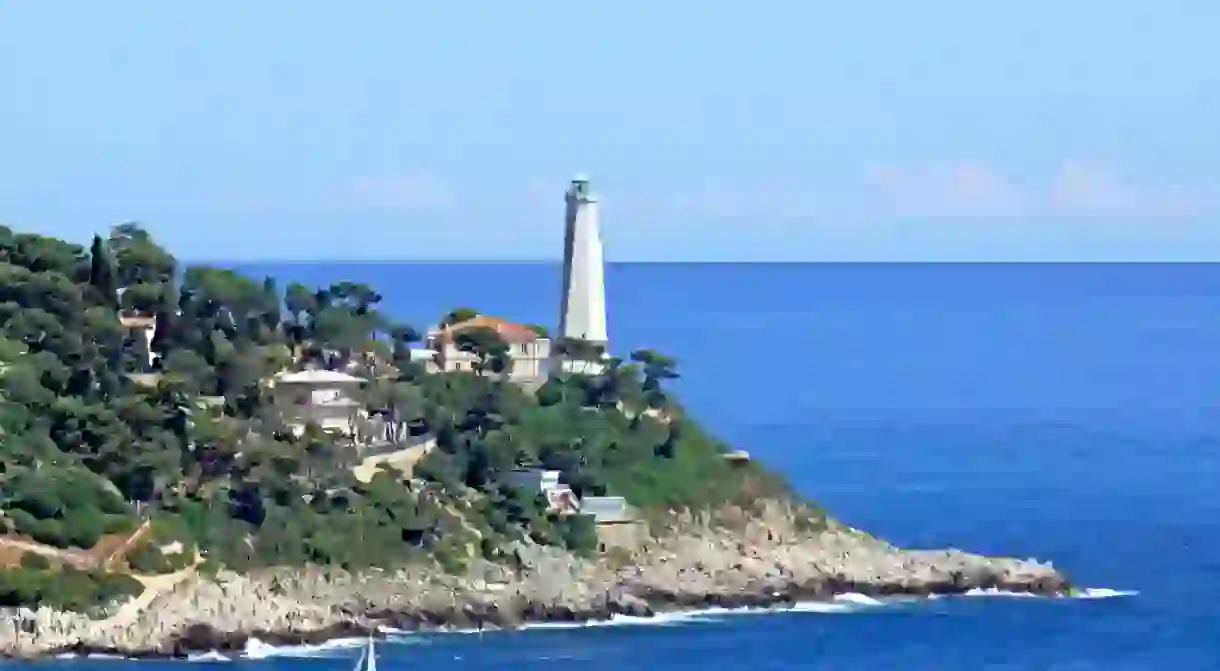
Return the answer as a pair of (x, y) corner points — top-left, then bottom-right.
(99, 558), (202, 630)
(351, 438), (436, 483)
(102, 519), (152, 572)
(0, 518), (153, 572)
(0, 537), (92, 569)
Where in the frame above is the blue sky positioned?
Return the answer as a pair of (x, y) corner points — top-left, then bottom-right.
(1, 2), (1217, 261)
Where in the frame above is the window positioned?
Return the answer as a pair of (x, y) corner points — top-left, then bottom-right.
(519, 343), (529, 355)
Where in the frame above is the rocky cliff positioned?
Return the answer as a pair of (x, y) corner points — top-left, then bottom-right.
(0, 502), (1069, 659)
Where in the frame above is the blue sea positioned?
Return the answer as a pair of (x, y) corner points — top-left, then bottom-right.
(31, 263), (1220, 669)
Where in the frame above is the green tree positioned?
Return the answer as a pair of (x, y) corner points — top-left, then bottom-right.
(118, 282), (163, 313)
(630, 349), (680, 407)
(441, 307), (478, 326)
(0, 336), (29, 365)
(283, 282), (317, 342)
(161, 349), (214, 394)
(558, 337), (606, 376)
(328, 281), (382, 314)
(453, 327), (510, 376)
(109, 223), (177, 310)
(88, 235), (119, 309)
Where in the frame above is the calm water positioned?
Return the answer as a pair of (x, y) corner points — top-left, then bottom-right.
(29, 263), (1220, 669)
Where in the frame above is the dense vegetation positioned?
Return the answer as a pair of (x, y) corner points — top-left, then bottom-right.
(0, 562), (143, 614)
(0, 223), (798, 610)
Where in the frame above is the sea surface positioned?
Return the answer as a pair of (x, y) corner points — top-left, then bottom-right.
(27, 263), (1220, 669)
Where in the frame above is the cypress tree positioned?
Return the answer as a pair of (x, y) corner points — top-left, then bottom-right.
(88, 234), (119, 309)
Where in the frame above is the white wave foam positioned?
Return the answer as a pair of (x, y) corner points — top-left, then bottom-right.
(964, 587), (1040, 598)
(242, 635), (365, 659)
(515, 599), (862, 630)
(186, 650), (231, 662)
(521, 613), (677, 630)
(1074, 587), (1139, 600)
(963, 586), (1138, 600)
(833, 592), (885, 606)
(787, 601), (853, 613)
(204, 587), (1138, 660)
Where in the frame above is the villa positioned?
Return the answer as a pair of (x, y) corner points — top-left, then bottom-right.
(268, 369), (368, 438)
(422, 315), (552, 380)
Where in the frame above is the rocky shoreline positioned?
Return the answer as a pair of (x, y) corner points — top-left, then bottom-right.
(1, 504), (1072, 660)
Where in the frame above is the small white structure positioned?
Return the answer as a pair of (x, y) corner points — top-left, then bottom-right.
(408, 348), (438, 363)
(118, 313), (157, 369)
(506, 468), (579, 514)
(507, 468), (562, 492)
(268, 369), (367, 437)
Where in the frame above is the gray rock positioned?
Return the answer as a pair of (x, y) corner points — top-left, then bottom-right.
(0, 501), (1071, 659)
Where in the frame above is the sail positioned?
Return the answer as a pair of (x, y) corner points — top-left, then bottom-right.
(351, 641), (367, 671)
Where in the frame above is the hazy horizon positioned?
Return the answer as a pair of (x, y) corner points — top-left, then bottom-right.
(3, 2), (1217, 262)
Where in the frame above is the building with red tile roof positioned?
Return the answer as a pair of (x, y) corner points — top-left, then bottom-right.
(422, 314), (552, 379)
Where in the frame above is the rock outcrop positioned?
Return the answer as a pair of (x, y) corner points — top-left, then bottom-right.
(0, 502), (1070, 659)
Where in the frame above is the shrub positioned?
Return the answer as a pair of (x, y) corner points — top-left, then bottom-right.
(558, 515), (599, 555)
(604, 546), (635, 569)
(102, 514), (137, 535)
(0, 566), (141, 611)
(28, 518), (68, 548)
(92, 571), (143, 604)
(4, 508), (38, 536)
(126, 543), (173, 574)
(19, 552), (51, 571)
(11, 489), (62, 519)
(0, 567), (44, 606)
(197, 558), (221, 578)
(432, 543), (468, 575)
(95, 491), (132, 517)
(165, 552), (194, 571)
(62, 508), (105, 548)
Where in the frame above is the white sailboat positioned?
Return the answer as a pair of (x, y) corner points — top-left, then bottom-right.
(353, 635), (376, 671)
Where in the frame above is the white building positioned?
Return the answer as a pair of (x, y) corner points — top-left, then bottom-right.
(268, 369), (367, 438)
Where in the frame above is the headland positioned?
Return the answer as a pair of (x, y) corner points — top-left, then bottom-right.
(0, 208), (1071, 659)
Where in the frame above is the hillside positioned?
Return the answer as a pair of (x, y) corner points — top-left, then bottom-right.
(0, 224), (802, 613)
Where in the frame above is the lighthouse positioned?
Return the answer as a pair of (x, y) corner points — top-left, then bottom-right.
(557, 174), (608, 372)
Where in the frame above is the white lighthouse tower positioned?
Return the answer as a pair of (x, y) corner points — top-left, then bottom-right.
(556, 174), (608, 373)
